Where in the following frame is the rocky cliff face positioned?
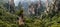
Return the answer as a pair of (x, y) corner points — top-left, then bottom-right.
(43, 0), (60, 18)
(8, 0), (15, 13)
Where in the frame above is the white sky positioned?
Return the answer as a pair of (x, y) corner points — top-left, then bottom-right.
(14, 0), (46, 6)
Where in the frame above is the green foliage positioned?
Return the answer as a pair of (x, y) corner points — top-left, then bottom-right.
(0, 6), (18, 27)
(15, 9), (23, 16)
(23, 15), (60, 27)
(0, 0), (60, 27)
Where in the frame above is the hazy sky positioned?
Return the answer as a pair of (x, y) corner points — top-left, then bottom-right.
(14, 0), (46, 6)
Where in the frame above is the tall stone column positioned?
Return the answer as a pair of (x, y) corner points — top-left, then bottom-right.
(18, 10), (25, 27)
(9, 0), (15, 13)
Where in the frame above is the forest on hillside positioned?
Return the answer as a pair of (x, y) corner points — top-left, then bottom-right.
(0, 0), (60, 27)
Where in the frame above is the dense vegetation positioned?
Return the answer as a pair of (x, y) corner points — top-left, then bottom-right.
(0, 0), (60, 27)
